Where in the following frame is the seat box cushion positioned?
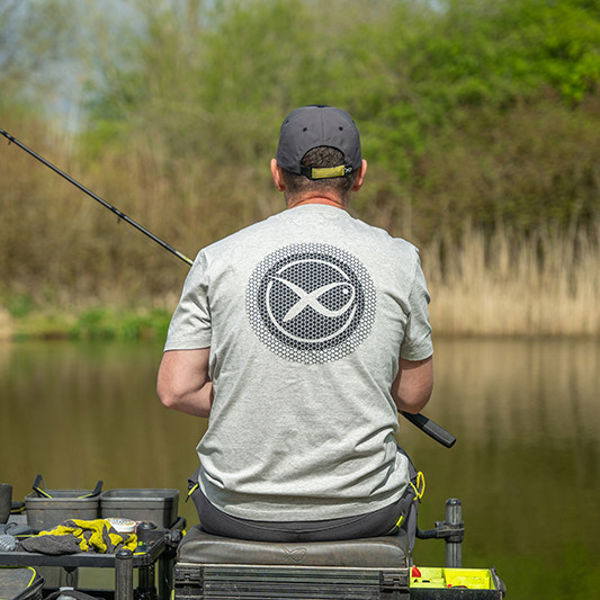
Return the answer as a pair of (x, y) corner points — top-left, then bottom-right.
(177, 525), (410, 568)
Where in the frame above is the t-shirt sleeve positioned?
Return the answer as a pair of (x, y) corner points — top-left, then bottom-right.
(399, 251), (433, 361)
(163, 251), (212, 351)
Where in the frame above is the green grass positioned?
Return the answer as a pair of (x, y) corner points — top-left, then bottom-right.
(8, 307), (171, 342)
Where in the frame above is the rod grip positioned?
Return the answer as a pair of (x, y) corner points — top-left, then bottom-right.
(401, 412), (456, 448)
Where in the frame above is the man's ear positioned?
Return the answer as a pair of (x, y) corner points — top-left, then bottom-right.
(271, 159), (286, 191)
(352, 159), (367, 191)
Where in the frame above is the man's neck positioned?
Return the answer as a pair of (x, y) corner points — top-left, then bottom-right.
(286, 193), (347, 210)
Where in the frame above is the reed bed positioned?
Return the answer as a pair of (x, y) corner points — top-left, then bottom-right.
(424, 223), (600, 337)
(3, 219), (599, 340)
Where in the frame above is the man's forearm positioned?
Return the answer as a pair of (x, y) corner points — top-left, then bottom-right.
(391, 356), (434, 414)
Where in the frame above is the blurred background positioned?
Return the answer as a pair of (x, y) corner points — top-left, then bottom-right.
(1, 0), (599, 336)
(1, 1), (599, 598)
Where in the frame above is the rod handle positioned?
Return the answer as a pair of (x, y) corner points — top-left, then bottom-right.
(401, 412), (456, 448)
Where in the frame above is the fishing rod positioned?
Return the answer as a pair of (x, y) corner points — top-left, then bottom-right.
(1, 128), (456, 448)
(0, 128), (194, 266)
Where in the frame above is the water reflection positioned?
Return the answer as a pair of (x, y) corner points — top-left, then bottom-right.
(0, 342), (205, 498)
(1, 338), (598, 599)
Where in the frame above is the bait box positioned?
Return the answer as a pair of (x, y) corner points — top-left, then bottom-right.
(410, 567), (505, 598)
(25, 491), (99, 531)
(0, 567), (44, 600)
(100, 488), (179, 528)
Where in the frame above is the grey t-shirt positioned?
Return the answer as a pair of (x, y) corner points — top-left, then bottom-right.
(165, 204), (433, 521)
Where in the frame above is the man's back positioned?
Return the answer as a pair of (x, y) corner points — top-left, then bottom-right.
(164, 203), (432, 521)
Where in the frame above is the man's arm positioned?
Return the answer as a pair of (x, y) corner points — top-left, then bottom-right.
(391, 356), (433, 414)
(157, 348), (213, 418)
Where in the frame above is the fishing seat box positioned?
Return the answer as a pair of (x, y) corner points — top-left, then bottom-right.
(174, 525), (411, 599)
(0, 567), (44, 600)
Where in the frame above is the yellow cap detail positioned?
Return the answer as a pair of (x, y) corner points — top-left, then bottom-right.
(310, 165), (346, 179)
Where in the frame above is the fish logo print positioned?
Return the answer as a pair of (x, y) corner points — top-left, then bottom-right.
(246, 243), (376, 364)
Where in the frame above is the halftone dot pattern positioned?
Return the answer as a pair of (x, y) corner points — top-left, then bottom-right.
(246, 243), (376, 364)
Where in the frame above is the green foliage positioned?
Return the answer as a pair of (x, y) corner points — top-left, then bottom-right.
(72, 308), (116, 340)
(5, 305), (171, 341)
(116, 309), (171, 341)
(78, 0), (600, 237)
(4, 292), (36, 318)
(71, 307), (171, 341)
(11, 311), (74, 340)
(83, 0), (600, 159)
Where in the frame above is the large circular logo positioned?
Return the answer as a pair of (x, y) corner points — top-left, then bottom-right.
(246, 243), (376, 363)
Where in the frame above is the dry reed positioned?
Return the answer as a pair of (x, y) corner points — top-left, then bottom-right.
(424, 223), (600, 336)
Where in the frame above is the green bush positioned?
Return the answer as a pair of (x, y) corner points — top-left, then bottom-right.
(82, 0), (600, 236)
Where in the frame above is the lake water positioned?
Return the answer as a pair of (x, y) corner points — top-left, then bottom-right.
(1, 338), (599, 598)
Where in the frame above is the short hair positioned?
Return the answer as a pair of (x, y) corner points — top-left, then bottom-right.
(281, 146), (358, 202)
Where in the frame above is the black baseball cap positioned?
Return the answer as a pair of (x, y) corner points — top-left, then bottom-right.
(275, 105), (362, 180)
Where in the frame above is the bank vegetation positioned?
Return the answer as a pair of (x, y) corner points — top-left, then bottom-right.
(0, 0), (599, 339)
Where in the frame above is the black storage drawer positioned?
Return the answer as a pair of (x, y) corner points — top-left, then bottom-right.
(175, 563), (411, 600)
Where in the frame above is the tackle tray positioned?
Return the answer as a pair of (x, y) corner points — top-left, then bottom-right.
(25, 476), (102, 531)
(25, 491), (100, 531)
(0, 567), (44, 600)
(100, 488), (179, 528)
(410, 567), (505, 599)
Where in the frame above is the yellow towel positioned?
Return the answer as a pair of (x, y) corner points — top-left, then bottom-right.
(21, 519), (137, 555)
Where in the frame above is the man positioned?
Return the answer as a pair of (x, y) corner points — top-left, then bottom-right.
(157, 105), (433, 544)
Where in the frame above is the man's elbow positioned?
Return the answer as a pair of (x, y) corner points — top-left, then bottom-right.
(156, 349), (213, 417)
(396, 388), (432, 414)
(156, 372), (187, 411)
(156, 380), (212, 418)
(157, 382), (180, 410)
